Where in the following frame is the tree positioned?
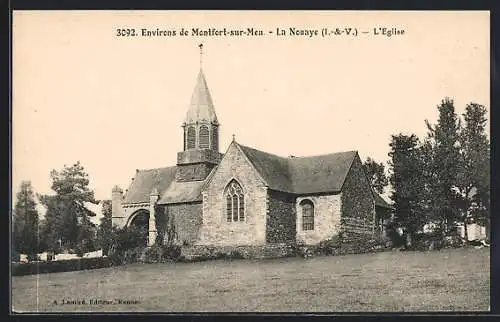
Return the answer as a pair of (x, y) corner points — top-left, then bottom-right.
(456, 103), (490, 240)
(96, 200), (113, 255)
(424, 98), (461, 232)
(109, 226), (147, 256)
(13, 181), (40, 256)
(388, 134), (426, 246)
(75, 214), (97, 256)
(363, 157), (389, 195)
(39, 162), (96, 251)
(417, 139), (436, 223)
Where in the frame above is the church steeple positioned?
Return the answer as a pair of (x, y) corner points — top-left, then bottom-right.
(183, 69), (219, 126)
(182, 44), (220, 152)
(176, 45), (222, 181)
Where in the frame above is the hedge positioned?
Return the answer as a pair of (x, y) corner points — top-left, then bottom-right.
(12, 257), (113, 276)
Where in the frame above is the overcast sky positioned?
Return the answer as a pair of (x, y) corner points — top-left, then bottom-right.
(12, 10), (490, 204)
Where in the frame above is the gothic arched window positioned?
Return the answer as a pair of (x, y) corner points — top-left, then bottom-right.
(225, 180), (245, 222)
(187, 126), (196, 150)
(300, 199), (314, 230)
(199, 125), (209, 149)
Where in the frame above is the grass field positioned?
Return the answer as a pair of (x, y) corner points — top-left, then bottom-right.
(11, 248), (490, 312)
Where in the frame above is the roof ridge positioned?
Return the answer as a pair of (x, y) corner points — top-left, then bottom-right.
(236, 142), (292, 190)
(238, 143), (357, 161)
(137, 165), (177, 173)
(288, 150), (358, 160)
(237, 143), (289, 161)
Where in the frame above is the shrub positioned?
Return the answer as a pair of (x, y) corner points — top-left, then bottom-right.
(384, 226), (405, 249)
(74, 240), (96, 258)
(316, 235), (342, 255)
(227, 250), (246, 259)
(368, 234), (392, 251)
(27, 253), (39, 262)
(408, 230), (451, 251)
(123, 246), (145, 264)
(143, 244), (163, 263)
(162, 244), (182, 261)
(11, 250), (20, 263)
(108, 225), (148, 264)
(443, 234), (464, 249)
(12, 257), (113, 276)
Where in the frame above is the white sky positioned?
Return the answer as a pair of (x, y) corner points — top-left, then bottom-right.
(12, 10), (490, 205)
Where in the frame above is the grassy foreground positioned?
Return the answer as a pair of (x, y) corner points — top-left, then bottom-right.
(11, 248), (489, 312)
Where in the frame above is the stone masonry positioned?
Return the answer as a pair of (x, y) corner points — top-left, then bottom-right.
(296, 194), (342, 245)
(198, 142), (268, 246)
(340, 154), (376, 241)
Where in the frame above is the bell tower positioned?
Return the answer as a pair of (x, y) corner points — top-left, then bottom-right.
(176, 44), (222, 182)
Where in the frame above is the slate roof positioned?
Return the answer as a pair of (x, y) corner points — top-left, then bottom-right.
(122, 167), (177, 204)
(122, 142), (389, 207)
(288, 151), (358, 194)
(184, 69), (218, 125)
(238, 143), (357, 194)
(236, 145), (293, 192)
(122, 166), (205, 205)
(158, 180), (204, 204)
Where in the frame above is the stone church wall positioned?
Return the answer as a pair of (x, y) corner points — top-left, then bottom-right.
(266, 190), (296, 243)
(163, 202), (203, 245)
(198, 143), (267, 246)
(295, 194), (342, 245)
(340, 154), (376, 242)
(176, 163), (215, 182)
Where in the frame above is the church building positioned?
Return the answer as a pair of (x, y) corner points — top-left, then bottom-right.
(111, 47), (391, 249)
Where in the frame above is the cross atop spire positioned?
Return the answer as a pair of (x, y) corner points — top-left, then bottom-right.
(183, 45), (218, 125)
(198, 43), (204, 69)
(180, 45), (221, 156)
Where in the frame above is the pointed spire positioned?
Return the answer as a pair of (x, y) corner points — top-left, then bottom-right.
(184, 45), (218, 125)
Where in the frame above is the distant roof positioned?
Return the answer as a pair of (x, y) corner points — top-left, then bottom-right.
(123, 167), (177, 204)
(184, 69), (218, 125)
(372, 189), (393, 209)
(238, 143), (357, 194)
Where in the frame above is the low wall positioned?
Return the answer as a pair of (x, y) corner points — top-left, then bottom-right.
(12, 257), (113, 276)
(180, 241), (385, 261)
(181, 243), (296, 261)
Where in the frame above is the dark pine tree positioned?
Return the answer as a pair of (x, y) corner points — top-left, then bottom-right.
(39, 162), (96, 251)
(424, 98), (461, 233)
(456, 103), (490, 240)
(363, 157), (389, 195)
(388, 134), (426, 247)
(13, 181), (40, 256)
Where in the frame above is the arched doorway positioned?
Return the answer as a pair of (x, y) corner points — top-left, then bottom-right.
(128, 209), (149, 247)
